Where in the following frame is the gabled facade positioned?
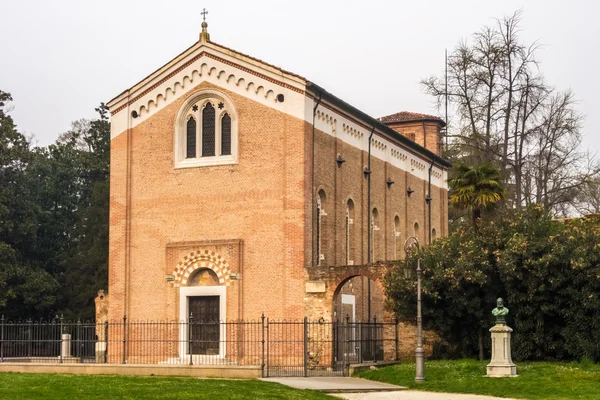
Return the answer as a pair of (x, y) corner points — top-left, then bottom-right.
(106, 22), (450, 328)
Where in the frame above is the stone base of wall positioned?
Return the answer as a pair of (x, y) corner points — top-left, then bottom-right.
(0, 363), (262, 379)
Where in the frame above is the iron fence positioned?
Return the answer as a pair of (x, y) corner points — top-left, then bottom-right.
(0, 315), (398, 376)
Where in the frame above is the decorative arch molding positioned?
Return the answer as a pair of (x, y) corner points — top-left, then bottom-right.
(172, 250), (231, 287)
(122, 54), (294, 124)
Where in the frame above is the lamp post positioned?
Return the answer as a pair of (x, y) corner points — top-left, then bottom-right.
(403, 236), (425, 383)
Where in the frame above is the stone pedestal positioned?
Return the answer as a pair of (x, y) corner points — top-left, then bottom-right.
(61, 334), (72, 358)
(487, 324), (517, 377)
(95, 290), (109, 363)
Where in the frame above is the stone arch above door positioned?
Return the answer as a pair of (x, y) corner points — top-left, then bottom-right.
(172, 250), (231, 287)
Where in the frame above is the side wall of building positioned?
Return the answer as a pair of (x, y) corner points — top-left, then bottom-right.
(310, 128), (447, 269)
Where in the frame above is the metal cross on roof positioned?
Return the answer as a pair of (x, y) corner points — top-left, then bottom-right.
(201, 8), (208, 22)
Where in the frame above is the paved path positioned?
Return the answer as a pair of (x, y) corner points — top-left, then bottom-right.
(260, 377), (405, 392)
(335, 391), (517, 400)
(262, 377), (517, 400)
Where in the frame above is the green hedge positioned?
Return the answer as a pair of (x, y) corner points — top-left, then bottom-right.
(386, 205), (600, 361)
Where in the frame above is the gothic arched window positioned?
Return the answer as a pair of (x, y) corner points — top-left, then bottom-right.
(176, 91), (238, 168)
(221, 113), (232, 156)
(186, 117), (196, 159)
(202, 102), (216, 157)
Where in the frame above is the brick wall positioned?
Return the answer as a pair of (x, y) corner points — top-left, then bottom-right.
(385, 121), (444, 156)
(108, 82), (448, 327)
(310, 128), (447, 271)
(108, 81), (308, 322)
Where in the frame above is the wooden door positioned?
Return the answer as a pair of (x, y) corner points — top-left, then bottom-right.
(189, 296), (220, 355)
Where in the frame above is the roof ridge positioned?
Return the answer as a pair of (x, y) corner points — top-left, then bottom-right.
(378, 111), (444, 123)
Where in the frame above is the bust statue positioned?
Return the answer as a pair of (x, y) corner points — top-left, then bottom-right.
(492, 297), (509, 325)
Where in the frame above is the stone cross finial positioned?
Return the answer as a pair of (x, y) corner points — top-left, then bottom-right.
(199, 8), (210, 42)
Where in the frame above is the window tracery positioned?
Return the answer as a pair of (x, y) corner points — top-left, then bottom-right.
(176, 91), (238, 168)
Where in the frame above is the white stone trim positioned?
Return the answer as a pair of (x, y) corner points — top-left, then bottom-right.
(312, 99), (448, 189)
(108, 42), (448, 188)
(109, 43), (306, 139)
(179, 286), (227, 359)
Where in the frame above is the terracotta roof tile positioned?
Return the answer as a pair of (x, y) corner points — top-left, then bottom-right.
(378, 111), (444, 124)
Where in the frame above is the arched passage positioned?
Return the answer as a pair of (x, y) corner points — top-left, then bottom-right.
(333, 275), (384, 323)
(332, 275), (385, 363)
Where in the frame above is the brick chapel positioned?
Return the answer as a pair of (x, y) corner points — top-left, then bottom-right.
(105, 20), (450, 334)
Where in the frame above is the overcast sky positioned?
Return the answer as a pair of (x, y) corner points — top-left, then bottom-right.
(2, 0), (599, 154)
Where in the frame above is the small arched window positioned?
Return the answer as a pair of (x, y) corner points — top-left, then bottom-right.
(432, 228), (437, 241)
(371, 208), (380, 262)
(346, 199), (355, 265)
(176, 91), (238, 168)
(316, 189), (327, 266)
(414, 222), (420, 239)
(393, 215), (400, 259)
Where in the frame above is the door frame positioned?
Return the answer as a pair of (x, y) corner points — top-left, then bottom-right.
(179, 286), (227, 359)
(341, 294), (356, 356)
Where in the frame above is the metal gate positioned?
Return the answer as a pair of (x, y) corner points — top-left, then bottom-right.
(265, 318), (388, 377)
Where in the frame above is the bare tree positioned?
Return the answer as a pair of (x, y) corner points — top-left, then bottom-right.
(574, 177), (600, 216)
(422, 10), (592, 216)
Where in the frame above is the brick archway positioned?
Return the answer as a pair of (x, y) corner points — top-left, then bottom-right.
(306, 262), (393, 323)
(172, 250), (231, 287)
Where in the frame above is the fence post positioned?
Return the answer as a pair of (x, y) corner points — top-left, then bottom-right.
(104, 321), (109, 364)
(188, 312), (193, 366)
(266, 318), (270, 378)
(59, 315), (64, 363)
(0, 315), (4, 363)
(260, 313), (265, 378)
(76, 318), (81, 362)
(373, 315), (377, 362)
(27, 318), (32, 358)
(394, 317), (399, 361)
(345, 314), (350, 376)
(122, 315), (127, 364)
(303, 317), (308, 377)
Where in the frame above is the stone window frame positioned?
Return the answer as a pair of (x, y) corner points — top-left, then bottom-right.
(174, 89), (238, 169)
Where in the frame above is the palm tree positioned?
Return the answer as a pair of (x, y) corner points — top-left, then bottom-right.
(448, 163), (505, 225)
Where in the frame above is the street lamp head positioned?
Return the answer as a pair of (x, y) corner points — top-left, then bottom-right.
(403, 236), (420, 254)
(402, 262), (413, 279)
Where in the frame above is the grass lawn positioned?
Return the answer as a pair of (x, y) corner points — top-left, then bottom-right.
(0, 373), (333, 400)
(356, 359), (600, 400)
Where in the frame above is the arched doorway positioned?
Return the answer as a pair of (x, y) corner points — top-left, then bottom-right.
(333, 275), (385, 364)
(179, 267), (226, 358)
